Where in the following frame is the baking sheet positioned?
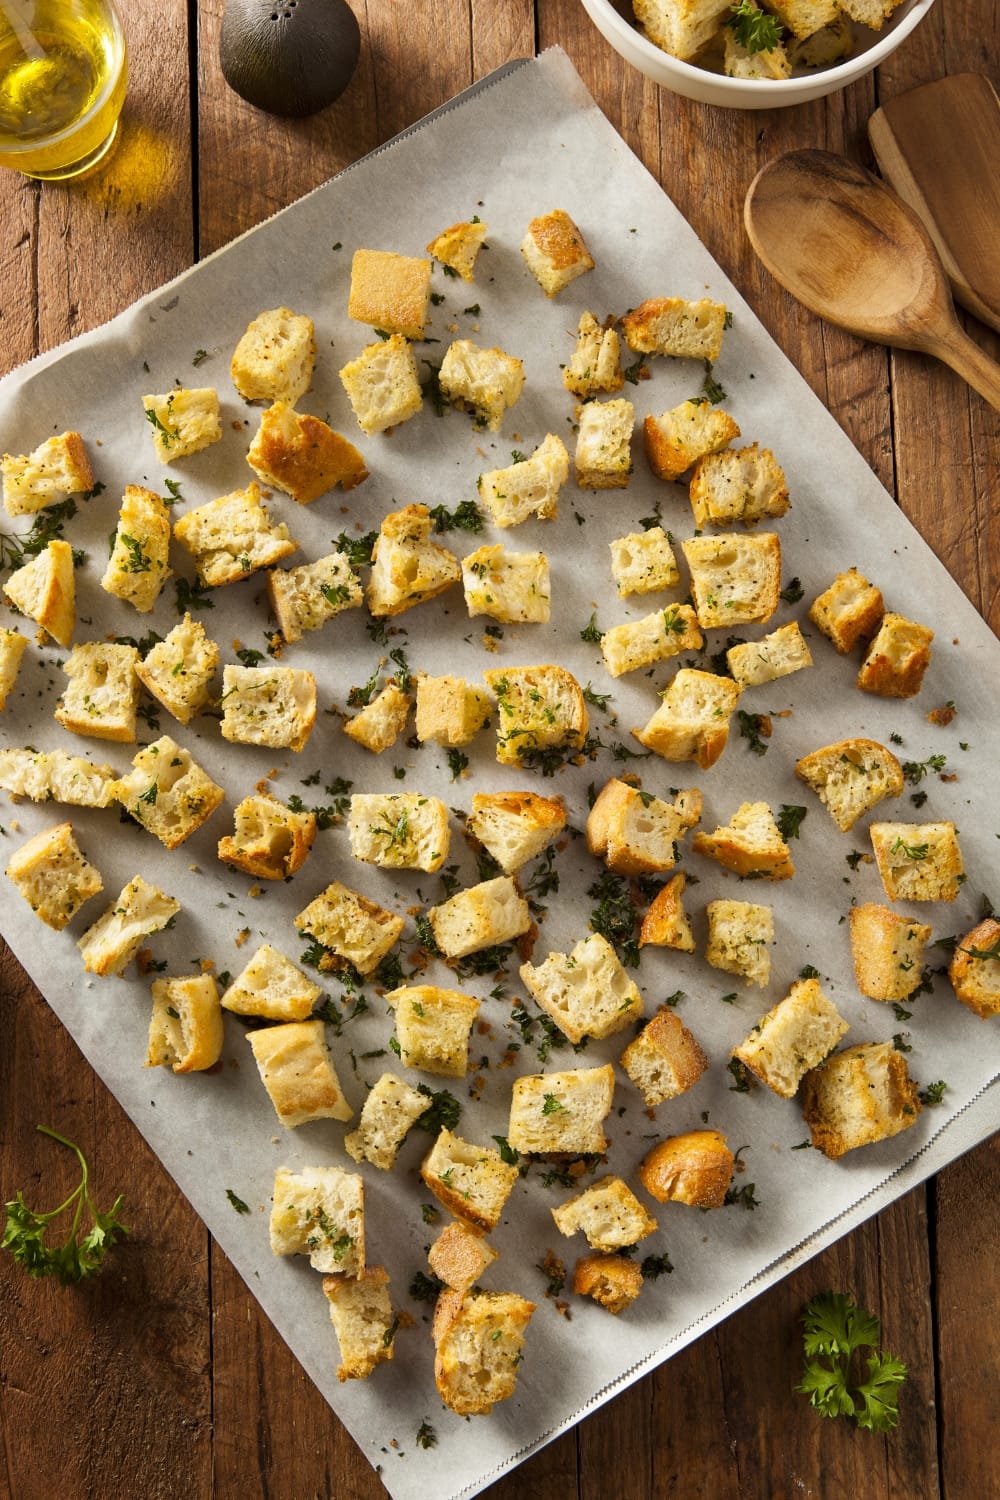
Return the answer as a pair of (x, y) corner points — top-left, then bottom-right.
(1, 48), (997, 1500)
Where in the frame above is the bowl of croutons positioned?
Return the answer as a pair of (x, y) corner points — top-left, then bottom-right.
(580, 0), (936, 108)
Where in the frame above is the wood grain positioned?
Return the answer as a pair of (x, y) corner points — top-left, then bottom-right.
(0, 2), (996, 1497)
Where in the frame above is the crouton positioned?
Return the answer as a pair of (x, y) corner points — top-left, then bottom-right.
(462, 543), (550, 624)
(520, 209), (595, 296)
(724, 29), (792, 78)
(348, 248), (432, 340)
(322, 1267), (396, 1382)
(689, 443), (789, 527)
(439, 339), (525, 431)
(0, 746), (118, 808)
(432, 1288), (535, 1415)
(726, 621), (813, 688)
(428, 1222), (499, 1292)
(101, 485), (172, 612)
(414, 674), (491, 747)
(217, 792), (317, 880)
(3, 538), (75, 647)
(0, 627), (28, 709)
(638, 1129), (733, 1207)
(643, 399), (740, 482)
(348, 792), (450, 873)
(507, 1065), (615, 1155)
(385, 984), (482, 1078)
(344, 1073), (429, 1170)
(269, 1165), (364, 1273)
(586, 778), (701, 875)
(248, 1018), (353, 1128)
(801, 1042), (921, 1158)
(426, 219), (488, 281)
(573, 1254), (643, 1314)
(142, 388), (222, 463)
(338, 334), (423, 436)
(948, 918), (1000, 1019)
(869, 820), (964, 902)
(639, 871), (696, 952)
(704, 898), (774, 986)
(600, 604), (702, 677)
(172, 482), (296, 587)
(2, 430), (93, 516)
(54, 641), (139, 742)
(134, 614), (219, 726)
(219, 664), (316, 752)
(520, 932), (643, 1043)
(849, 904), (932, 1002)
(5, 821), (103, 930)
(476, 433), (569, 527)
(427, 874), (532, 959)
(465, 790), (566, 875)
(146, 974), (223, 1073)
(247, 402), (368, 504)
(682, 532), (782, 629)
(342, 682), (412, 753)
(293, 881), (404, 975)
(693, 801), (795, 880)
(220, 944), (323, 1022)
(620, 296), (728, 361)
(485, 663), (588, 768)
(633, 667), (741, 769)
(563, 310), (624, 396)
(732, 977), (850, 1097)
(808, 567), (884, 653)
(267, 551), (363, 643)
(795, 738), (904, 831)
(115, 735), (224, 848)
(761, 0), (839, 36)
(365, 503), (461, 617)
(608, 526), (679, 596)
(552, 1176), (657, 1251)
(574, 398), (634, 489)
(420, 1129), (519, 1231)
(78, 875), (179, 977)
(231, 307), (316, 404)
(857, 612), (934, 698)
(620, 1007), (709, 1106)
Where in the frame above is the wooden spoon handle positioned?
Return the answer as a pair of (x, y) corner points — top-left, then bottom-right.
(926, 324), (1000, 411)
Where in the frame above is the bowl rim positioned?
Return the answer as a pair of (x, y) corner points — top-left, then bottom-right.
(579, 0), (938, 100)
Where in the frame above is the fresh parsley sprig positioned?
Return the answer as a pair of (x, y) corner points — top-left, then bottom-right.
(2, 1127), (128, 1285)
(726, 0), (785, 53)
(796, 1292), (907, 1432)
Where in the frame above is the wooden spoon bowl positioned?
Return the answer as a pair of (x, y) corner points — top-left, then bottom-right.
(744, 148), (1000, 409)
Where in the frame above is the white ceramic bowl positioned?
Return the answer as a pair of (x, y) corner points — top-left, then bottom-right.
(579, 0), (936, 109)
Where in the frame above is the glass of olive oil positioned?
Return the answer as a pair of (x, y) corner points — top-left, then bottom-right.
(0, 0), (126, 180)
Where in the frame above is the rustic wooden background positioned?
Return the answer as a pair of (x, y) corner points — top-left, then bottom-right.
(1, 2), (997, 1496)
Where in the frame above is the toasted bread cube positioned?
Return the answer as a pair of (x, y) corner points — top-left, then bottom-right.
(724, 29), (792, 78)
(2, 430), (93, 516)
(267, 551), (363, 643)
(587, 779), (701, 876)
(433, 1288), (534, 1415)
(428, 1222), (499, 1291)
(563, 310), (624, 397)
(270, 1165), (364, 1273)
(134, 614), (218, 726)
(682, 532), (782, 629)
(231, 307), (316, 405)
(733, 978), (850, 1098)
(439, 339), (524, 431)
(0, 746), (118, 808)
(801, 1041), (921, 1158)
(366, 503), (461, 617)
(142, 388), (221, 463)
(342, 682), (411, 753)
(621, 296), (728, 361)
(248, 1018), (353, 1128)
(694, 801), (794, 880)
(146, 974), (223, 1073)
(574, 398), (634, 489)
(633, 667), (741, 769)
(838, 0), (905, 29)
(704, 899), (774, 986)
(689, 443), (789, 527)
(338, 333), (423, 436)
(344, 1073), (429, 1170)
(600, 604), (702, 677)
(465, 790), (566, 875)
(573, 1253), (643, 1314)
(386, 984), (482, 1078)
(173, 482), (296, 588)
(420, 1129), (519, 1231)
(857, 612), (934, 698)
(795, 738), (903, 832)
(414, 674), (491, 747)
(636, 0), (729, 63)
(869, 820), (964, 902)
(322, 1266), (396, 1382)
(809, 567), (884, 653)
(217, 792), (316, 880)
(5, 821), (102, 930)
(247, 402), (368, 504)
(78, 875), (179, 977)
(55, 641), (139, 743)
(507, 1065), (615, 1155)
(428, 874), (532, 959)
(219, 664), (316, 752)
(100, 485), (172, 612)
(0, 627), (28, 709)
(115, 736), (223, 848)
(620, 1006), (709, 1106)
(520, 933), (643, 1044)
(520, 209), (594, 296)
(643, 400), (740, 482)
(849, 904), (932, 1002)
(462, 543), (550, 624)
(294, 881), (404, 975)
(786, 14), (854, 64)
(348, 248), (432, 340)
(220, 944), (323, 1021)
(477, 433), (569, 528)
(638, 1129), (733, 1207)
(426, 218), (488, 281)
(485, 663), (588, 768)
(727, 621), (813, 688)
(609, 527), (679, 596)
(948, 918), (1000, 1019)
(552, 1176), (657, 1251)
(3, 538), (75, 647)
(348, 792), (450, 873)
(761, 0), (838, 35)
(639, 871), (696, 952)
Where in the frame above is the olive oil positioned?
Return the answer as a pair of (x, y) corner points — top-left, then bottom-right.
(0, 1), (126, 179)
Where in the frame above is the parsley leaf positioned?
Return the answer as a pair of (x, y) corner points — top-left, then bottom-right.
(2, 1126), (128, 1285)
(796, 1292), (906, 1432)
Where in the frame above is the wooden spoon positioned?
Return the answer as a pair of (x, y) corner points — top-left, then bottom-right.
(744, 148), (1000, 411)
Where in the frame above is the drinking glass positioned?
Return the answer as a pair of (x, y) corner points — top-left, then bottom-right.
(0, 0), (127, 180)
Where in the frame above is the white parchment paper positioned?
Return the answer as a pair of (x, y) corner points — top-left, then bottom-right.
(1, 50), (997, 1500)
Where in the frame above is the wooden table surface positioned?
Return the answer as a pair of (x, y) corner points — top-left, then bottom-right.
(1, 3), (997, 1497)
